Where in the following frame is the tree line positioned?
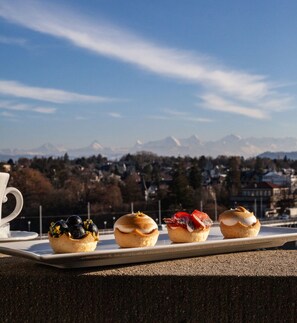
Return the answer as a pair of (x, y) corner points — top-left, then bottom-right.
(2, 152), (296, 222)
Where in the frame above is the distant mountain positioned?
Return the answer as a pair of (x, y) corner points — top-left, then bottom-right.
(180, 134), (202, 147)
(33, 143), (67, 155)
(131, 136), (184, 156)
(131, 134), (273, 157)
(258, 151), (297, 160)
(2, 135), (297, 160)
(69, 140), (118, 159)
(0, 143), (66, 159)
(68, 140), (106, 157)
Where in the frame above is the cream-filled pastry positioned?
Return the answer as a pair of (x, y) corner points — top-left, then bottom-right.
(219, 206), (261, 238)
(114, 212), (159, 248)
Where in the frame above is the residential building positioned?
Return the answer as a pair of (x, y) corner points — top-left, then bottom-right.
(231, 182), (289, 218)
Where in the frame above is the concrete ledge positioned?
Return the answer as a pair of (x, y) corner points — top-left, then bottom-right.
(1, 250), (297, 322)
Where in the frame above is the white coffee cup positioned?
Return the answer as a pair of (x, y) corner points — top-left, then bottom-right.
(0, 222), (10, 239)
(0, 172), (23, 236)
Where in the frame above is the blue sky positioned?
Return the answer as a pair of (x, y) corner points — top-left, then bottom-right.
(0, 0), (297, 150)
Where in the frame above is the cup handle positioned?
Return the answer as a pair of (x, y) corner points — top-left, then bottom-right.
(1, 187), (24, 226)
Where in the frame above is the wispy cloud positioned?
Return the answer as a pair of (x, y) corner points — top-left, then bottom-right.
(108, 112), (122, 118)
(163, 108), (188, 117)
(0, 35), (27, 46)
(183, 116), (213, 123)
(0, 80), (116, 104)
(75, 116), (88, 121)
(33, 106), (56, 114)
(149, 109), (213, 123)
(0, 110), (15, 117)
(199, 94), (269, 119)
(0, 0), (294, 119)
(0, 99), (56, 114)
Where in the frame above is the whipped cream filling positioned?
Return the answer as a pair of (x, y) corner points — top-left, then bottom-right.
(114, 222), (158, 234)
(221, 215), (257, 226)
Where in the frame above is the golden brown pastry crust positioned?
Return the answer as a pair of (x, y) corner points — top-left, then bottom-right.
(114, 212), (158, 233)
(219, 206), (255, 222)
(48, 232), (99, 253)
(114, 227), (159, 248)
(219, 219), (261, 239)
(113, 212), (159, 248)
(166, 226), (210, 243)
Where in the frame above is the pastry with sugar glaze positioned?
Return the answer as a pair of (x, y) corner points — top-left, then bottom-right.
(114, 212), (159, 248)
(219, 206), (261, 238)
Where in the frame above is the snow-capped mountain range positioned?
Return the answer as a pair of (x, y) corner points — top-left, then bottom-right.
(2, 134), (297, 160)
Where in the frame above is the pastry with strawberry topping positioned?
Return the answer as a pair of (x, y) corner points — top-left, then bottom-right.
(164, 210), (213, 243)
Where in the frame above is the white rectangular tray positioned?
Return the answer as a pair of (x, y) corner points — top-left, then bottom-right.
(0, 226), (296, 269)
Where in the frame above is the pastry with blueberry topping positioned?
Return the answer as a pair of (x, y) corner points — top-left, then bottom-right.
(48, 215), (99, 253)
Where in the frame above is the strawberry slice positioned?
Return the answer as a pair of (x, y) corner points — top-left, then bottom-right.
(191, 209), (208, 220)
(164, 210), (212, 231)
(190, 213), (206, 229)
(191, 209), (213, 229)
(174, 211), (190, 219)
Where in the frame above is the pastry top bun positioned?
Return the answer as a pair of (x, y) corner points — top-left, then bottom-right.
(114, 212), (158, 234)
(219, 206), (257, 227)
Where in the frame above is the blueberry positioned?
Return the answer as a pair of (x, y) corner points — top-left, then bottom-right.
(70, 225), (86, 239)
(67, 215), (83, 227)
(87, 222), (99, 235)
(57, 220), (69, 232)
(50, 220), (69, 236)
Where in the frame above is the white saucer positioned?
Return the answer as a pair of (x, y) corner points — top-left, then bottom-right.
(0, 231), (38, 242)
